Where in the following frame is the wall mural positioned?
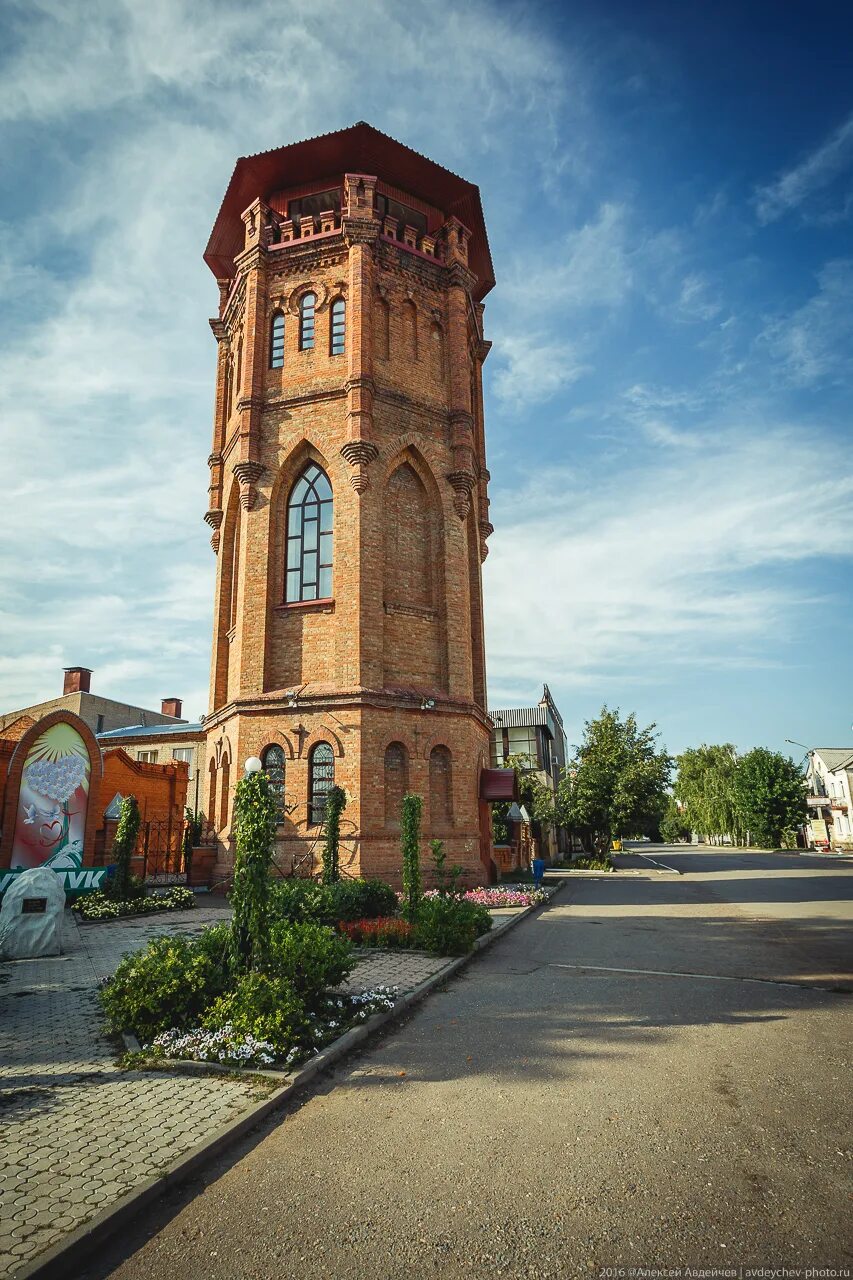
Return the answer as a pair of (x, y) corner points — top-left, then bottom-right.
(2, 722), (107, 894)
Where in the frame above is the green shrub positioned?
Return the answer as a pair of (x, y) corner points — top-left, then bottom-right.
(100, 934), (230, 1043)
(400, 793), (423, 923)
(263, 920), (354, 1002)
(108, 795), (141, 901)
(414, 896), (492, 955)
(327, 877), (398, 922)
(268, 878), (330, 924)
(203, 973), (310, 1058)
(321, 785), (347, 884)
(230, 770), (277, 971)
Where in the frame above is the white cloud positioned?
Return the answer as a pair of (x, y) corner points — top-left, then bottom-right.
(754, 111), (853, 224)
(483, 421), (853, 702)
(761, 259), (853, 386)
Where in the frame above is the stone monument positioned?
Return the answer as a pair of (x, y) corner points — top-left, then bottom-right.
(0, 866), (66, 959)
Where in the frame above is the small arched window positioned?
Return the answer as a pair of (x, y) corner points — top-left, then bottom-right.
(269, 311), (285, 368)
(429, 745), (452, 831)
(330, 298), (345, 356)
(262, 744), (286, 821)
(384, 742), (409, 829)
(286, 462), (333, 602)
(309, 742), (334, 825)
(299, 292), (316, 351)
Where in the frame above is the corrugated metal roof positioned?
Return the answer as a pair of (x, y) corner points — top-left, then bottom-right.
(813, 748), (853, 771)
(489, 707), (548, 728)
(97, 723), (203, 741)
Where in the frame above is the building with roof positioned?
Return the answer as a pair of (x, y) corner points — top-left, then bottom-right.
(0, 666), (186, 740)
(489, 685), (569, 858)
(200, 122), (500, 885)
(96, 722), (206, 818)
(805, 748), (853, 850)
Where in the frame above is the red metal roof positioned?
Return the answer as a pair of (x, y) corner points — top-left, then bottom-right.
(204, 122), (495, 300)
(479, 768), (519, 802)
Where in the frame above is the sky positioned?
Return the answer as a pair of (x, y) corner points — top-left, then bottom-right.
(1, 0), (851, 760)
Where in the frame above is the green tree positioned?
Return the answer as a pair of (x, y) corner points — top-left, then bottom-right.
(491, 752), (556, 846)
(660, 795), (691, 843)
(400, 793), (423, 922)
(321, 785), (347, 885)
(732, 748), (807, 849)
(556, 707), (672, 856)
(230, 770), (277, 971)
(674, 744), (743, 844)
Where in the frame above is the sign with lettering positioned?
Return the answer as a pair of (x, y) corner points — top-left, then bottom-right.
(21, 898), (48, 914)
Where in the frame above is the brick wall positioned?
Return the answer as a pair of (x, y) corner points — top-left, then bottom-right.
(203, 145), (494, 887)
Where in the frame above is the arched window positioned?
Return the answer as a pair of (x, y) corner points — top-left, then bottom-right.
(402, 299), (418, 360)
(429, 746), (452, 831)
(384, 742), (408, 829)
(330, 298), (345, 356)
(262, 744), (286, 821)
(207, 762), (218, 829)
(309, 742), (334, 825)
(220, 756), (231, 829)
(285, 462), (333, 602)
(269, 311), (285, 368)
(375, 297), (390, 360)
(299, 292), (316, 351)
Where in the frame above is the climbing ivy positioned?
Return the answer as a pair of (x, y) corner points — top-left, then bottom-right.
(321, 786), (347, 885)
(230, 770), (277, 971)
(111, 795), (140, 900)
(400, 793), (423, 923)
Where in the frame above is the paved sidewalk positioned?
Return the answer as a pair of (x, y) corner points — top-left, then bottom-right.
(0, 895), (538, 1277)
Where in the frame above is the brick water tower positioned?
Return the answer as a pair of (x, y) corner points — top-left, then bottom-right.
(202, 122), (496, 884)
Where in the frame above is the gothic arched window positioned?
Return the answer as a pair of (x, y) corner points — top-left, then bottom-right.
(309, 742), (334, 825)
(384, 742), (408, 829)
(299, 292), (316, 351)
(270, 311), (285, 368)
(285, 462), (333, 602)
(429, 745), (453, 831)
(330, 298), (345, 356)
(262, 744), (286, 821)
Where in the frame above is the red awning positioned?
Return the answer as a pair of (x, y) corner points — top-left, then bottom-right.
(479, 768), (519, 802)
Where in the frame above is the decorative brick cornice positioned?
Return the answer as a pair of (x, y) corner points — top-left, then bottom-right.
(447, 469), (476, 520)
(342, 217), (381, 246)
(208, 452), (223, 469)
(233, 460), (266, 510)
(236, 396), (264, 414)
(343, 375), (376, 398)
(476, 339), (492, 362)
(204, 508), (224, 554)
(447, 262), (476, 292)
(340, 440), (379, 493)
(209, 318), (226, 342)
(478, 519), (494, 561)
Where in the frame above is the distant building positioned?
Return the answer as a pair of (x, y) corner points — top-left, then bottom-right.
(489, 685), (568, 858)
(805, 749), (853, 851)
(0, 666), (186, 739)
(96, 722), (206, 817)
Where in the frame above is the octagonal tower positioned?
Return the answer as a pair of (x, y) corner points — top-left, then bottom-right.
(202, 122), (495, 885)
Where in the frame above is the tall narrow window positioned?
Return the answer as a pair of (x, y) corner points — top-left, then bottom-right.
(285, 462), (333, 602)
(262, 744), (286, 821)
(330, 297), (345, 355)
(402, 299), (418, 360)
(220, 756), (231, 828)
(270, 311), (285, 368)
(375, 297), (390, 360)
(429, 746), (453, 830)
(384, 742), (408, 829)
(299, 292), (316, 350)
(309, 743), (334, 825)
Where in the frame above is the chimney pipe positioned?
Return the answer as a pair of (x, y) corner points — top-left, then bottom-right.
(161, 697), (182, 719)
(63, 667), (92, 695)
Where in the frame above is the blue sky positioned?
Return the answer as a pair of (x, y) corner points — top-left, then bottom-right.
(1, 0), (851, 760)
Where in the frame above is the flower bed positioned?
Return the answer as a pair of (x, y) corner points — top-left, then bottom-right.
(340, 917), (416, 948)
(149, 987), (398, 1070)
(424, 886), (548, 908)
(75, 885), (195, 921)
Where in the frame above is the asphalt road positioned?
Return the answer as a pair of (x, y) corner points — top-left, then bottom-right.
(89, 856), (853, 1280)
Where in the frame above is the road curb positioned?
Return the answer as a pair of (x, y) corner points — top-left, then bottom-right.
(16, 886), (565, 1280)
